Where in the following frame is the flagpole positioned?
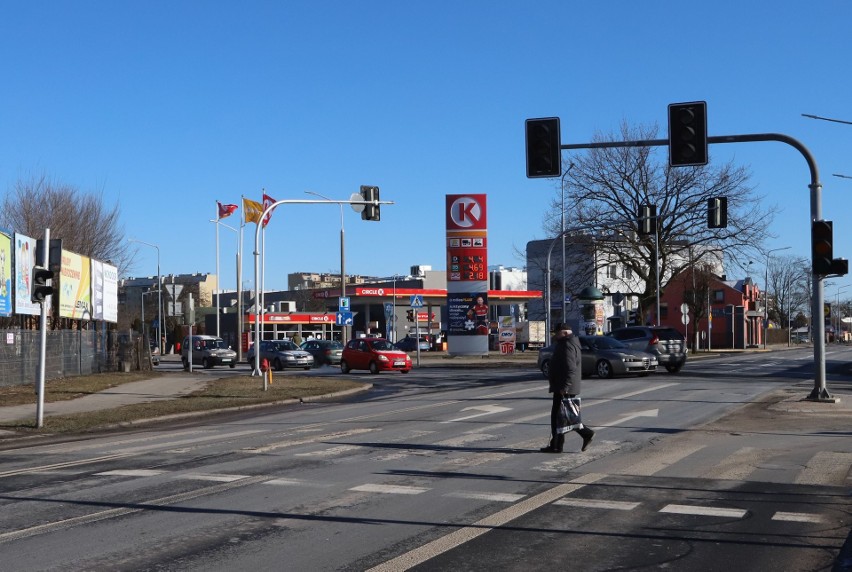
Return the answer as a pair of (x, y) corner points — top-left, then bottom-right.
(215, 201), (221, 337)
(238, 196), (245, 364)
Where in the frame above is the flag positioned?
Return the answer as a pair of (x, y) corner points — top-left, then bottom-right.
(243, 197), (264, 225)
(262, 193), (277, 228)
(217, 201), (238, 220)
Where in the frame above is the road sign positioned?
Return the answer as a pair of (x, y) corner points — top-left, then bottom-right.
(384, 303), (394, 318)
(339, 297), (350, 311)
(335, 311), (353, 326)
(410, 295), (424, 308)
(680, 303), (689, 314)
(681, 314), (690, 325)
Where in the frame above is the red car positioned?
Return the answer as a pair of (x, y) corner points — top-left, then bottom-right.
(341, 337), (412, 374)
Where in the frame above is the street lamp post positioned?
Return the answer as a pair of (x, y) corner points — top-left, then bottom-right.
(305, 191), (347, 342)
(209, 218), (239, 342)
(128, 238), (162, 354)
(764, 246), (791, 349)
(560, 164), (574, 324)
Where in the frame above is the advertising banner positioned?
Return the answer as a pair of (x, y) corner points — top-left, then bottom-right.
(13, 233), (39, 315)
(92, 259), (118, 323)
(59, 250), (92, 319)
(0, 231), (12, 317)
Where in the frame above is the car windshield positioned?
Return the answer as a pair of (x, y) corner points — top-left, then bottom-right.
(203, 339), (228, 349)
(324, 341), (343, 349)
(589, 337), (628, 350)
(275, 341), (299, 351)
(371, 340), (395, 351)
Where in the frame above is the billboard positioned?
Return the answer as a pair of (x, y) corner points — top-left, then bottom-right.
(59, 249), (92, 319)
(0, 231), (11, 317)
(13, 233), (40, 315)
(92, 259), (118, 323)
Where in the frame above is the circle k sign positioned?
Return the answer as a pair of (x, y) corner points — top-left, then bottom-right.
(446, 194), (487, 230)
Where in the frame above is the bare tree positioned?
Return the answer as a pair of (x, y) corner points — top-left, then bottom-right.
(545, 122), (776, 316)
(767, 255), (810, 329)
(0, 174), (134, 274)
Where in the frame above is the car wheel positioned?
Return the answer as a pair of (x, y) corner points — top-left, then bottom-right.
(665, 363), (683, 373)
(401, 369), (410, 374)
(540, 359), (550, 379)
(182, 357), (189, 371)
(304, 366), (311, 370)
(203, 357), (212, 369)
(229, 363), (236, 369)
(596, 360), (614, 379)
(369, 361), (379, 375)
(340, 360), (350, 374)
(274, 358), (283, 371)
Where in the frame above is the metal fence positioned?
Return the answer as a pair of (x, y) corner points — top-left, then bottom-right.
(0, 329), (147, 388)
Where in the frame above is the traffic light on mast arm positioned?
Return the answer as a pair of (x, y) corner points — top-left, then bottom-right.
(360, 185), (380, 221)
(707, 197), (728, 228)
(637, 204), (656, 235)
(811, 220), (833, 275)
(668, 101), (708, 167)
(525, 117), (562, 178)
(31, 266), (54, 303)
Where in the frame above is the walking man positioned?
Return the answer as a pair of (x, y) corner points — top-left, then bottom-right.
(541, 323), (595, 453)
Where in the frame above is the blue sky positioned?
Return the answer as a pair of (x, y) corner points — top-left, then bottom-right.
(1, 1), (850, 295)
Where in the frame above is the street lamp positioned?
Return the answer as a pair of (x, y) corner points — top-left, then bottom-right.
(128, 238), (162, 354)
(763, 246), (791, 349)
(305, 191), (347, 341)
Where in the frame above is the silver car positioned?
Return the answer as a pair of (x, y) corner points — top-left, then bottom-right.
(247, 339), (314, 371)
(537, 335), (657, 379)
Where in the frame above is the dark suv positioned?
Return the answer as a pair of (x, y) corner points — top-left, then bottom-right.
(607, 326), (687, 373)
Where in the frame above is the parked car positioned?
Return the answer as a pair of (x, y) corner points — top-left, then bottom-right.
(536, 335), (658, 379)
(300, 339), (344, 367)
(181, 335), (237, 369)
(247, 339), (314, 370)
(341, 337), (412, 374)
(607, 326), (687, 373)
(394, 335), (431, 352)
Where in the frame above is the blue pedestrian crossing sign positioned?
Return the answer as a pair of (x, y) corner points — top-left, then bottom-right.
(410, 294), (424, 308)
(336, 311), (354, 326)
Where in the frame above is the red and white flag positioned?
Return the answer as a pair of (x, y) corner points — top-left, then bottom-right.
(217, 201), (238, 220)
(262, 193), (277, 228)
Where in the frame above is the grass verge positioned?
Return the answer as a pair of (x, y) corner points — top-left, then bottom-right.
(0, 374), (367, 435)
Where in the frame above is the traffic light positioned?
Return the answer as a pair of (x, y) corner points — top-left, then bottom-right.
(406, 309), (414, 322)
(525, 117), (561, 178)
(811, 220), (833, 275)
(638, 204), (656, 235)
(360, 185), (380, 221)
(31, 266), (54, 303)
(668, 101), (708, 167)
(707, 197), (728, 228)
(831, 258), (849, 277)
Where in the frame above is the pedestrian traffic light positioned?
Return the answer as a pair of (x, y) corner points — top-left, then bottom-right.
(31, 266), (54, 303)
(638, 204), (656, 235)
(707, 197), (728, 228)
(811, 220), (833, 275)
(406, 309), (414, 322)
(830, 258), (849, 277)
(668, 101), (708, 167)
(525, 117), (561, 178)
(360, 185), (380, 221)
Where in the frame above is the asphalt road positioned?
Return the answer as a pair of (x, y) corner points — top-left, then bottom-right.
(0, 346), (849, 571)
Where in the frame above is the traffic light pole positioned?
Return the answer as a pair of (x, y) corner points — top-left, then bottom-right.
(561, 131), (832, 401)
(36, 228), (50, 428)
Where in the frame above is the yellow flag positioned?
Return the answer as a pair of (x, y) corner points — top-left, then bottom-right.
(243, 197), (263, 225)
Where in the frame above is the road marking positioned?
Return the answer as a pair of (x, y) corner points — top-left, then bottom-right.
(554, 498), (640, 511)
(795, 451), (852, 486)
(772, 511), (823, 523)
(244, 428), (377, 453)
(608, 409), (659, 426)
(365, 473), (606, 572)
(295, 445), (361, 457)
(96, 469), (165, 477)
(175, 473), (250, 482)
(264, 478), (328, 488)
(445, 491), (526, 503)
(434, 433), (496, 447)
(620, 442), (706, 476)
(350, 484), (429, 495)
(442, 405), (511, 423)
(660, 504), (747, 518)
(0, 453), (133, 479)
(703, 447), (781, 481)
